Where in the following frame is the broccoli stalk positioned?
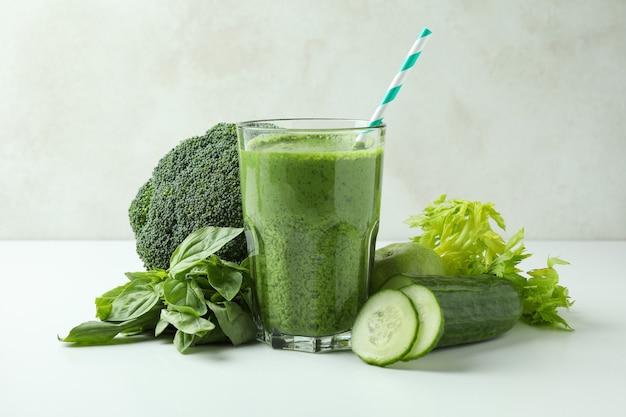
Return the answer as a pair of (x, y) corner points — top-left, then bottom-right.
(128, 123), (247, 270)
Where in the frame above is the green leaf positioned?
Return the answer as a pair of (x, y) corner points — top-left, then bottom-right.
(193, 274), (212, 290)
(124, 269), (168, 282)
(548, 256), (570, 268)
(60, 308), (160, 345)
(105, 279), (162, 322)
(187, 257), (245, 301)
(95, 283), (128, 321)
(407, 195), (510, 275)
(174, 330), (200, 353)
(160, 309), (215, 336)
(60, 321), (130, 344)
(207, 301), (257, 346)
(205, 257), (244, 301)
(155, 318), (169, 337)
(195, 325), (229, 344)
(169, 226), (243, 278)
(239, 287), (254, 312)
(163, 277), (208, 316)
(521, 257), (574, 330)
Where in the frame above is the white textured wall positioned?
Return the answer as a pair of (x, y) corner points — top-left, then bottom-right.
(2, 0), (625, 241)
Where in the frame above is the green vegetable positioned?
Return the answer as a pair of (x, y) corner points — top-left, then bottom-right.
(405, 194), (574, 330)
(128, 123), (247, 270)
(60, 227), (257, 353)
(354, 274), (523, 367)
(383, 274), (522, 347)
(351, 289), (419, 366)
(397, 284), (444, 360)
(370, 241), (447, 294)
(352, 284), (445, 367)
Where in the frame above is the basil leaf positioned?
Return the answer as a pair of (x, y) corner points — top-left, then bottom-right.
(162, 278), (208, 317)
(160, 309), (215, 336)
(106, 279), (161, 322)
(195, 325), (229, 344)
(205, 257), (244, 301)
(60, 308), (160, 344)
(207, 301), (256, 346)
(155, 318), (169, 337)
(169, 227), (243, 279)
(174, 330), (200, 353)
(125, 269), (168, 282)
(60, 321), (128, 344)
(95, 283), (128, 321)
(193, 274), (212, 290)
(239, 287), (254, 312)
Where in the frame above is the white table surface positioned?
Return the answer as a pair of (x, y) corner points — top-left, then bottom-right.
(1, 240), (624, 417)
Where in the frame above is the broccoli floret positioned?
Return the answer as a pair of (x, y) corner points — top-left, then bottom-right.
(128, 123), (247, 270)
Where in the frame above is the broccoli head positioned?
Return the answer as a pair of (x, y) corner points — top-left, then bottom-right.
(129, 123), (247, 270)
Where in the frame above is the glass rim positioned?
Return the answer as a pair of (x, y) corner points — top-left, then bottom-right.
(236, 118), (386, 133)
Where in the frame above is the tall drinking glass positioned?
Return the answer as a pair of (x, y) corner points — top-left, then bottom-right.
(237, 118), (385, 352)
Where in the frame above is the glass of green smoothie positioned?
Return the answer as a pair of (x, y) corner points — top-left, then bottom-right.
(236, 118), (385, 352)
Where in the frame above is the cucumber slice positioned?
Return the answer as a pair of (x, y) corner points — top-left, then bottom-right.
(351, 289), (418, 366)
(399, 284), (444, 361)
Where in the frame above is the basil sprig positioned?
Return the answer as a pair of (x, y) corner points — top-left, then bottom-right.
(60, 227), (257, 353)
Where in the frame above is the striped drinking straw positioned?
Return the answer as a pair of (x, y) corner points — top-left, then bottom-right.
(355, 27), (432, 147)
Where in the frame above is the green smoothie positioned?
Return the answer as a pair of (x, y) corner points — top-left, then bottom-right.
(239, 133), (384, 337)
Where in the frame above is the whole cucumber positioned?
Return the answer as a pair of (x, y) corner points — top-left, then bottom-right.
(381, 274), (522, 347)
